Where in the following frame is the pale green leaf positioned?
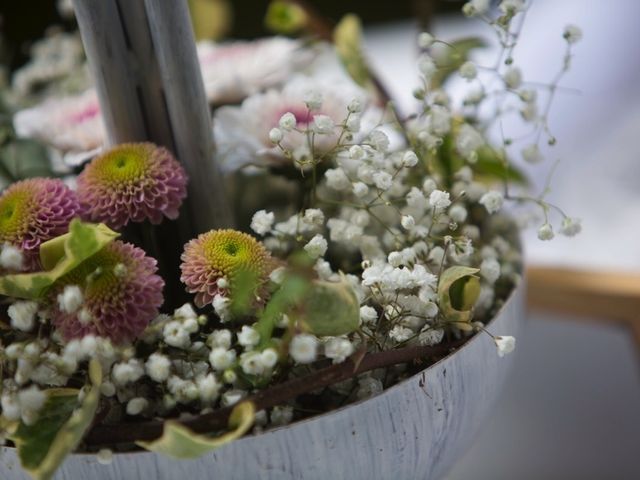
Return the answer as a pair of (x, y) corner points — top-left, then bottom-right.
(438, 266), (481, 330)
(298, 278), (360, 336)
(334, 14), (371, 88)
(0, 219), (119, 299)
(137, 401), (256, 459)
(11, 359), (102, 480)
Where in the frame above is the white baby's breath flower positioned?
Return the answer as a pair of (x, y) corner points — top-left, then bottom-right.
(312, 114), (335, 134)
(560, 217), (582, 237)
(537, 223), (555, 241)
(480, 258), (501, 284)
(97, 449), (113, 465)
(479, 191), (504, 214)
(449, 205), (468, 223)
(57, 285), (84, 314)
(349, 145), (365, 160)
(402, 150), (419, 167)
(462, 0), (491, 16)
(459, 61), (477, 80)
(419, 327), (444, 346)
(352, 182), (369, 198)
(372, 171), (393, 190)
(163, 321), (191, 349)
(250, 210), (275, 236)
(112, 359), (144, 386)
(418, 54), (437, 80)
(0, 244), (24, 271)
(499, 0), (525, 15)
(209, 347), (236, 371)
(324, 338), (354, 364)
(401, 215), (416, 231)
(494, 335), (516, 357)
(237, 326), (260, 349)
(348, 98), (363, 113)
(456, 124), (484, 160)
(126, 397), (148, 416)
(212, 294), (231, 322)
(418, 32), (435, 48)
(521, 144), (543, 163)
(359, 305), (378, 324)
(304, 234), (328, 258)
(290, 334), (318, 364)
(198, 373), (221, 403)
(279, 112), (297, 131)
(146, 353), (171, 382)
(8, 301), (39, 332)
(325, 168), (351, 191)
(389, 325), (414, 343)
(304, 89), (323, 110)
(368, 130), (390, 152)
(563, 24), (583, 44)
(504, 67), (522, 89)
(270, 406), (294, 426)
(269, 127), (283, 144)
(429, 190), (451, 211)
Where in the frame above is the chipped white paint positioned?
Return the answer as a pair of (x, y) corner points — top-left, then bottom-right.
(0, 281), (525, 480)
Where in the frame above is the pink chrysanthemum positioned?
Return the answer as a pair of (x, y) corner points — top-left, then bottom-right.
(180, 229), (274, 308)
(51, 240), (164, 344)
(0, 178), (81, 271)
(76, 142), (188, 230)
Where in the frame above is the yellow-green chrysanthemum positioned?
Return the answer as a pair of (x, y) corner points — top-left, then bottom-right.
(77, 142), (188, 229)
(180, 229), (274, 308)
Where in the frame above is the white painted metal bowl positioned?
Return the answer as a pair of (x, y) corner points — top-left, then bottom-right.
(0, 279), (525, 480)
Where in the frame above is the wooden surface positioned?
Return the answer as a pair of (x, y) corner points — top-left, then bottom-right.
(0, 280), (526, 480)
(71, 0), (232, 232)
(527, 266), (640, 345)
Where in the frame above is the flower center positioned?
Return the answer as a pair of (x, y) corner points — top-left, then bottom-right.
(89, 145), (152, 187)
(0, 190), (33, 241)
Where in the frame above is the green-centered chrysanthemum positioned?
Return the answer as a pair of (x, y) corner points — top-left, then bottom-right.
(51, 240), (164, 343)
(180, 229), (274, 308)
(77, 142), (187, 229)
(0, 178), (81, 271)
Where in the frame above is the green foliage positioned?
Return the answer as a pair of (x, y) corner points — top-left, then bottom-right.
(334, 14), (371, 89)
(11, 359), (102, 480)
(429, 131), (527, 189)
(0, 219), (119, 299)
(188, 0), (232, 40)
(431, 37), (487, 88)
(438, 266), (480, 331)
(0, 139), (56, 188)
(297, 278), (360, 336)
(265, 1), (308, 35)
(137, 401), (256, 459)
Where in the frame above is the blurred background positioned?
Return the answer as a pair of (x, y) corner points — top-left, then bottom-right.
(1, 0), (638, 478)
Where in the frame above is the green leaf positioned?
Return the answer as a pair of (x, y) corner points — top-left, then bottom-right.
(265, 1), (308, 35)
(334, 14), (371, 88)
(188, 0), (232, 40)
(255, 274), (309, 346)
(298, 277), (360, 336)
(0, 139), (54, 185)
(11, 359), (103, 480)
(431, 37), (487, 88)
(0, 219), (119, 299)
(474, 146), (529, 186)
(137, 401), (256, 459)
(438, 266), (481, 330)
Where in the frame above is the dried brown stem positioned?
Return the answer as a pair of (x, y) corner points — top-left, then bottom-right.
(83, 338), (467, 447)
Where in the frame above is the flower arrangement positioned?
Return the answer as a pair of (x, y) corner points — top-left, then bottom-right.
(0, 1), (581, 478)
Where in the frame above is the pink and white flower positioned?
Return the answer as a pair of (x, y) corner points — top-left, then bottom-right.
(13, 89), (105, 154)
(197, 37), (312, 104)
(214, 76), (368, 170)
